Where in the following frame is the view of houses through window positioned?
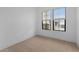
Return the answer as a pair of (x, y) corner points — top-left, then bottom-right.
(42, 8), (66, 31)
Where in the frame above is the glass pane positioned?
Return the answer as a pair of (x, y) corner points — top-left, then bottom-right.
(47, 10), (52, 20)
(42, 20), (51, 30)
(43, 11), (47, 20)
(53, 19), (66, 31)
(54, 8), (65, 19)
(43, 10), (52, 20)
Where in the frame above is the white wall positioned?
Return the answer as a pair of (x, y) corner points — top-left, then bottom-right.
(0, 7), (36, 50)
(36, 7), (76, 43)
(77, 8), (79, 47)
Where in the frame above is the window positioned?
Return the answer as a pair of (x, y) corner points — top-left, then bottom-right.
(53, 8), (66, 31)
(42, 8), (66, 32)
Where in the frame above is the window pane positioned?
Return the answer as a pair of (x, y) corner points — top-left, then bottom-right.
(43, 10), (52, 20)
(54, 8), (65, 19)
(47, 10), (52, 20)
(43, 11), (47, 20)
(42, 20), (51, 30)
(53, 19), (66, 31)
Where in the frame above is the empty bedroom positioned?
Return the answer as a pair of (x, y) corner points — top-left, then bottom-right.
(0, 7), (79, 52)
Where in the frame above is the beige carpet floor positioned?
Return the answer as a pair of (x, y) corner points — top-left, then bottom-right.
(1, 36), (79, 52)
